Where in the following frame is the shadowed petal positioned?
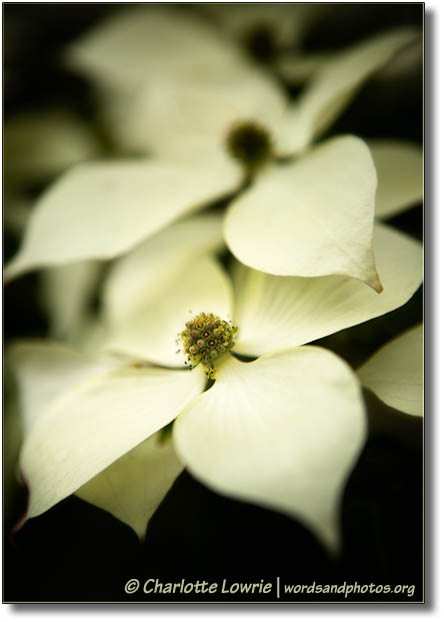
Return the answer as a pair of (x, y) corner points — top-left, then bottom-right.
(285, 28), (420, 152)
(358, 324), (423, 416)
(369, 140), (423, 219)
(77, 435), (182, 539)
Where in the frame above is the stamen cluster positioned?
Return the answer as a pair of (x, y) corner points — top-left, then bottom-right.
(180, 312), (238, 379)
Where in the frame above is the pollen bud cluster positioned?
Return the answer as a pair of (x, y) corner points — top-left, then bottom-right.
(180, 312), (238, 379)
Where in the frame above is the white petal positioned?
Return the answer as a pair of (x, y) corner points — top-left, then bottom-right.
(120, 66), (288, 161)
(276, 52), (329, 85)
(174, 348), (366, 551)
(106, 255), (234, 367)
(40, 260), (102, 342)
(20, 364), (205, 518)
(8, 341), (129, 433)
(77, 434), (182, 540)
(368, 140), (423, 218)
(4, 109), (100, 184)
(5, 159), (239, 281)
(225, 135), (382, 290)
(233, 223), (422, 357)
(285, 28), (420, 152)
(358, 324), (423, 416)
(67, 6), (245, 93)
(103, 212), (224, 327)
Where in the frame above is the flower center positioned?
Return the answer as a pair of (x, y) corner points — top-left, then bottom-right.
(243, 24), (278, 63)
(225, 120), (273, 172)
(180, 312), (237, 379)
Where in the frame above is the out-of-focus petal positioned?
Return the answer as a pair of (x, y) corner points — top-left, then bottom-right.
(77, 435), (182, 539)
(4, 109), (100, 185)
(67, 6), (245, 92)
(118, 66), (288, 160)
(106, 255), (234, 367)
(233, 223), (422, 357)
(174, 347), (366, 551)
(201, 3), (323, 50)
(5, 158), (240, 281)
(103, 213), (224, 327)
(20, 363), (205, 519)
(285, 29), (420, 153)
(40, 261), (102, 341)
(368, 140), (423, 218)
(225, 135), (381, 290)
(358, 324), (423, 416)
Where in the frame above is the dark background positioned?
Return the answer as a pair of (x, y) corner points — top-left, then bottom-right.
(4, 3), (424, 603)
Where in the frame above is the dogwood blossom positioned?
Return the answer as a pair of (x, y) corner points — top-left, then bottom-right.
(4, 10), (419, 292)
(10, 214), (422, 550)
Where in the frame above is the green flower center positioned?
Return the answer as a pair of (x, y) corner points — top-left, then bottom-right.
(225, 120), (273, 172)
(180, 312), (237, 379)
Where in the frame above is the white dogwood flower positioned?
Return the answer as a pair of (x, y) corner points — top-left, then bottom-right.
(10, 215), (422, 550)
(5, 15), (419, 292)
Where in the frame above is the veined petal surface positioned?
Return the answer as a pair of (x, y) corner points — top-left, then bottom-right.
(368, 140), (423, 218)
(106, 255), (234, 367)
(77, 435), (182, 539)
(225, 135), (381, 290)
(358, 324), (423, 416)
(233, 223), (422, 357)
(20, 364), (205, 519)
(5, 159), (239, 281)
(174, 347), (366, 551)
(104, 213), (224, 327)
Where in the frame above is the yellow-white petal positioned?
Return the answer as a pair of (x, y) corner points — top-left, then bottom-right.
(20, 364), (205, 519)
(8, 341), (129, 433)
(174, 347), (366, 551)
(40, 260), (102, 341)
(286, 29), (420, 152)
(77, 434), (182, 539)
(368, 140), (423, 219)
(4, 109), (100, 184)
(276, 52), (329, 85)
(233, 223), (422, 357)
(5, 158), (239, 281)
(358, 324), (423, 416)
(106, 255), (234, 367)
(103, 212), (224, 327)
(119, 66), (288, 161)
(67, 6), (245, 93)
(225, 135), (381, 290)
